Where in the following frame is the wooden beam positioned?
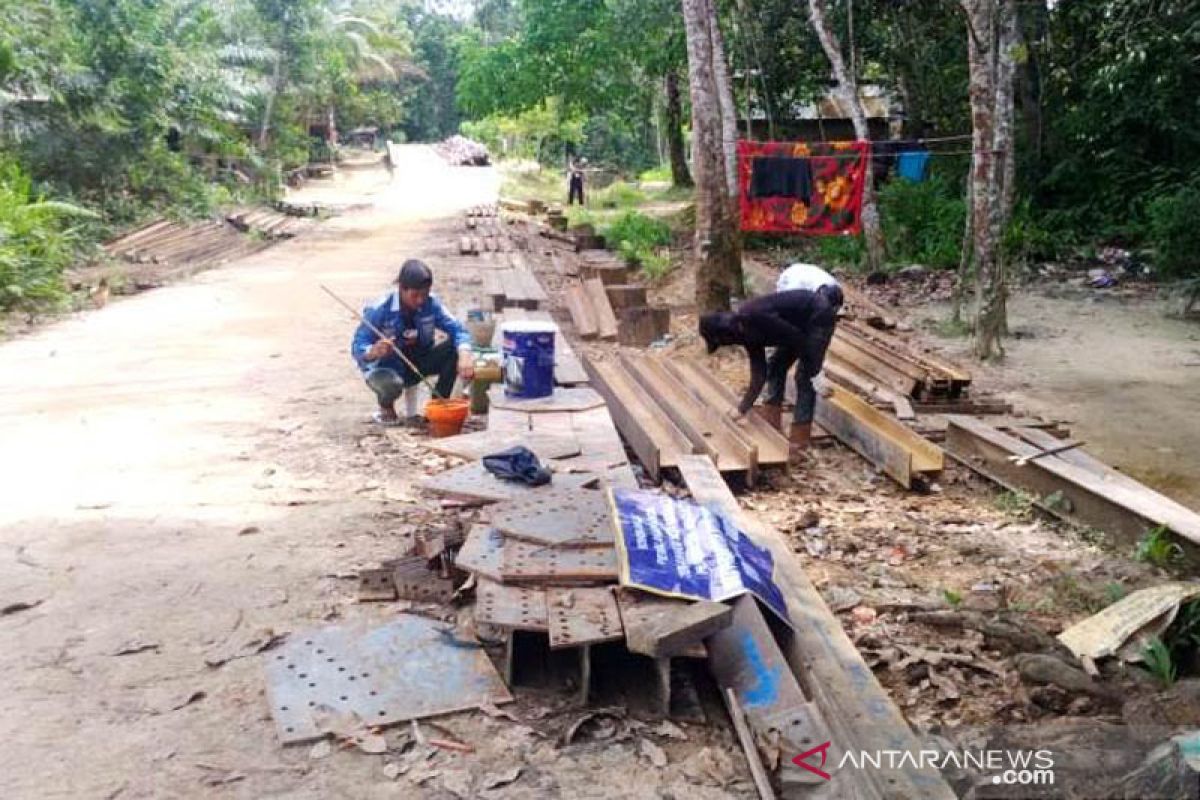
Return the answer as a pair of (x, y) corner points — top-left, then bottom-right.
(944, 416), (1200, 550)
(619, 354), (729, 470)
(668, 357), (790, 465)
(583, 357), (693, 482)
(814, 385), (943, 488)
(565, 282), (598, 338)
(615, 589), (732, 657)
(677, 456), (956, 799)
(583, 277), (618, 340)
(828, 335), (920, 398)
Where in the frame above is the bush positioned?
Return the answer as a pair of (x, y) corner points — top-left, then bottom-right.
(1149, 182), (1200, 278)
(0, 160), (98, 310)
(602, 210), (672, 277)
(877, 176), (965, 270)
(592, 181), (646, 209)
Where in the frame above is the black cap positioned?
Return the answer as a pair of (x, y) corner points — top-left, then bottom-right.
(397, 259), (433, 290)
(699, 311), (738, 354)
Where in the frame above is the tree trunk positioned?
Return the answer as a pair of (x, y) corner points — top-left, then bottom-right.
(704, 0), (744, 294)
(952, 175), (973, 325)
(807, 0), (885, 272)
(258, 53), (284, 150)
(963, 0), (1003, 360)
(664, 70), (693, 189)
(681, 0), (742, 312)
(992, 0), (1018, 337)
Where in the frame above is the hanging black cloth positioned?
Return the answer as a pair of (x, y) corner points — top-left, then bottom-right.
(749, 156), (813, 201)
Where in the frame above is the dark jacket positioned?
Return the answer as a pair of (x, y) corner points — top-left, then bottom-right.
(700, 289), (839, 414)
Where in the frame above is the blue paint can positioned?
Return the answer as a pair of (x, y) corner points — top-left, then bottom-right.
(501, 321), (556, 399)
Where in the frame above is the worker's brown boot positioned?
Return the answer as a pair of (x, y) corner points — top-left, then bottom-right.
(753, 403), (783, 431)
(788, 422), (813, 464)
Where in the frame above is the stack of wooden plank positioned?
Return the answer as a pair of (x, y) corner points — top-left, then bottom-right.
(479, 259), (549, 311)
(584, 353), (789, 484)
(827, 320), (972, 401)
(421, 389), (730, 708)
(461, 205), (512, 255)
(104, 218), (267, 273)
(561, 254), (669, 346)
(564, 278), (618, 340)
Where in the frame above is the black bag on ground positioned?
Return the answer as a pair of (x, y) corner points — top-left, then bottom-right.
(482, 446), (551, 486)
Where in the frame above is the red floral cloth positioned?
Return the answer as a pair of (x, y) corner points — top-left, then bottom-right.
(737, 140), (870, 235)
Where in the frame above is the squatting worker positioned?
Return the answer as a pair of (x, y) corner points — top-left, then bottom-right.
(698, 279), (843, 454)
(350, 259), (475, 427)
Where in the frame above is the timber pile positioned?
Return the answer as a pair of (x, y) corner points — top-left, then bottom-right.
(435, 134), (490, 166)
(584, 353), (789, 484)
(561, 254), (669, 345)
(461, 205), (514, 255)
(827, 320), (971, 401)
(104, 218), (263, 277)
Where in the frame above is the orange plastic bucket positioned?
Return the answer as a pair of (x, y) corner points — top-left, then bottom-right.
(425, 397), (470, 438)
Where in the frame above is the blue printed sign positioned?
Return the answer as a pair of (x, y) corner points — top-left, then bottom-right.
(611, 487), (790, 625)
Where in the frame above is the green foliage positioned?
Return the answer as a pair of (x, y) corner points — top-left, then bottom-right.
(877, 176), (965, 270)
(0, 160), (98, 310)
(602, 210), (672, 278)
(1135, 525), (1184, 568)
(815, 235), (866, 270)
(1148, 182), (1200, 279)
(942, 589), (963, 608)
(994, 489), (1035, 519)
(639, 165), (672, 183)
(1143, 636), (1177, 688)
(592, 182), (646, 210)
(460, 101), (585, 162)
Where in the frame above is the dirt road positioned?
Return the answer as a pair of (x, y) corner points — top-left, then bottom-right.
(0, 148), (508, 798)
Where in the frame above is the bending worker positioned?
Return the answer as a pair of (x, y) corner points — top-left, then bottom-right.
(699, 263), (843, 453)
(350, 259), (475, 427)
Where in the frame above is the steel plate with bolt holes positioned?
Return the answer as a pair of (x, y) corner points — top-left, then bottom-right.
(500, 539), (618, 583)
(421, 462), (599, 503)
(455, 525), (505, 581)
(476, 578), (549, 631)
(489, 489), (613, 548)
(547, 587), (624, 649)
(265, 615), (512, 744)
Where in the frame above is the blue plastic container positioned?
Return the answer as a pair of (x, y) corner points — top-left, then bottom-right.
(501, 320), (556, 399)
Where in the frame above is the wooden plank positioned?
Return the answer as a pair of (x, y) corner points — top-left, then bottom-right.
(619, 354), (723, 467)
(488, 385), (605, 413)
(617, 306), (671, 347)
(655, 357), (760, 485)
(827, 334), (920, 398)
(837, 325), (931, 384)
(565, 283), (599, 338)
(945, 416), (1200, 549)
(421, 461), (599, 503)
(678, 457), (956, 800)
(815, 386), (944, 488)
(547, 587), (624, 649)
(583, 357), (694, 482)
(422, 430), (581, 461)
(455, 525), (505, 581)
(584, 277), (618, 340)
(476, 578), (549, 632)
(499, 539), (618, 583)
(843, 319), (972, 385)
(669, 357), (790, 466)
(604, 284), (648, 311)
(616, 589), (732, 658)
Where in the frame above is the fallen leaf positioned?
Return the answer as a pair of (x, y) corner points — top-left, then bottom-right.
(113, 640), (159, 657)
(481, 765), (522, 790)
(170, 691), (206, 711)
(639, 738), (668, 767)
(238, 526), (261, 536)
(851, 606), (878, 626)
(1, 599), (44, 616)
(478, 700), (519, 722)
(309, 740), (332, 760)
(382, 762), (406, 780)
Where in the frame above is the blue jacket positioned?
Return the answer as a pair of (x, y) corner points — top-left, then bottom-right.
(350, 290), (471, 376)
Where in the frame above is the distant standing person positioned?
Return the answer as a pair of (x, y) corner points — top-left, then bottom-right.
(568, 157), (586, 205)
